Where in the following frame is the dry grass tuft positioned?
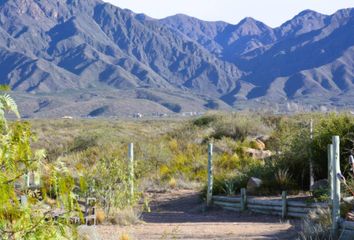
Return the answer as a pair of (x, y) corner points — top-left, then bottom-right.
(168, 177), (177, 189)
(299, 208), (332, 240)
(110, 207), (141, 226)
(119, 233), (131, 240)
(96, 209), (105, 224)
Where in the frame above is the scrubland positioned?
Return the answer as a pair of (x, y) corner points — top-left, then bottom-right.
(2, 110), (354, 239)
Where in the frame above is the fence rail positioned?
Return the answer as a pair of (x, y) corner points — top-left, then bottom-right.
(212, 190), (328, 219)
(339, 220), (354, 240)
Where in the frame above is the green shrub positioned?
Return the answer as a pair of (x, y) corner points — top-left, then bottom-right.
(193, 115), (217, 127)
(312, 113), (354, 179)
(268, 113), (354, 189)
(69, 135), (98, 152)
(0, 94), (78, 239)
(312, 187), (330, 202)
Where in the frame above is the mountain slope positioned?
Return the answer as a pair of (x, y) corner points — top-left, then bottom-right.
(0, 0), (243, 97)
(0, 0), (353, 116)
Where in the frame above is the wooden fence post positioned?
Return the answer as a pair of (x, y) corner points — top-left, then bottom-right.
(309, 119), (314, 190)
(34, 171), (41, 186)
(332, 136), (340, 238)
(20, 195), (27, 206)
(328, 144), (333, 202)
(241, 188), (247, 211)
(128, 143), (134, 203)
(207, 143), (213, 207)
(282, 191), (287, 218)
(25, 172), (30, 188)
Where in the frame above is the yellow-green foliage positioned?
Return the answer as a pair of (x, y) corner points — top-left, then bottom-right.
(167, 140), (207, 181)
(26, 111), (354, 200)
(0, 94), (78, 239)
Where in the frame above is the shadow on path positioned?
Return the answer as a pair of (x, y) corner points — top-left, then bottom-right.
(96, 190), (302, 240)
(142, 190), (301, 224)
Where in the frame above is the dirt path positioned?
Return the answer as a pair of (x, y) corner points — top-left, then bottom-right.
(95, 190), (301, 240)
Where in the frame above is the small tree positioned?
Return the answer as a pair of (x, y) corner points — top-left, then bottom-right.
(0, 93), (77, 239)
(89, 156), (130, 216)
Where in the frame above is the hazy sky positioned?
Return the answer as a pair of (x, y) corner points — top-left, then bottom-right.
(105, 0), (354, 27)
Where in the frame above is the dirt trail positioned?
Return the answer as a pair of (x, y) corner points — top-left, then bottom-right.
(96, 190), (301, 240)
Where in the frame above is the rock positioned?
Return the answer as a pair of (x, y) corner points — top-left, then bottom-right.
(257, 135), (270, 142)
(78, 225), (101, 240)
(256, 139), (266, 150)
(311, 179), (328, 191)
(247, 177), (263, 194)
(249, 139), (266, 150)
(244, 148), (272, 159)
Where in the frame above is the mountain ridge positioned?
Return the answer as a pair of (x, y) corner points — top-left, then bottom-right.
(0, 0), (354, 117)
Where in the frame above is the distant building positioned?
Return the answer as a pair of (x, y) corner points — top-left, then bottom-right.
(133, 113), (143, 118)
(62, 116), (73, 119)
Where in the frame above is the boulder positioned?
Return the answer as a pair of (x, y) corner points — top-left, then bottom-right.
(244, 148), (272, 159)
(256, 139), (266, 150)
(257, 135), (270, 142)
(247, 177), (263, 194)
(249, 139), (265, 150)
(311, 179), (328, 191)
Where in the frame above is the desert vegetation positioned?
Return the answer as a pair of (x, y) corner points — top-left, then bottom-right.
(2, 94), (354, 239)
(29, 111), (354, 201)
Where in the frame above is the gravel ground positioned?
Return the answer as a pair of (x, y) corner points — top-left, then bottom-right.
(94, 190), (301, 240)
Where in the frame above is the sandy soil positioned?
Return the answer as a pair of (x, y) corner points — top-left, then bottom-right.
(95, 190), (301, 240)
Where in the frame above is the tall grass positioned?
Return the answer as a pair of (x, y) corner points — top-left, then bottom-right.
(299, 208), (332, 240)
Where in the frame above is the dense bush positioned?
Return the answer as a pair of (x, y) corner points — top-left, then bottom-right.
(211, 113), (271, 141)
(0, 94), (78, 239)
(267, 113), (354, 189)
(312, 113), (354, 178)
(192, 114), (217, 127)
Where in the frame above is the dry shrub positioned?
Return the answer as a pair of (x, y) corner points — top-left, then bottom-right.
(274, 168), (292, 188)
(44, 197), (56, 207)
(299, 208), (332, 240)
(119, 233), (131, 240)
(110, 207), (141, 226)
(168, 177), (177, 189)
(96, 209), (105, 224)
(211, 113), (271, 141)
(77, 226), (101, 240)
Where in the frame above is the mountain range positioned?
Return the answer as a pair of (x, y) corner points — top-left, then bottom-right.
(0, 0), (353, 117)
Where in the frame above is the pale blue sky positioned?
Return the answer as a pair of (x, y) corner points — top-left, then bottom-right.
(105, 0), (354, 27)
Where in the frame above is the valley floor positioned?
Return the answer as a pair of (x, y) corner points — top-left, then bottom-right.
(94, 190), (301, 240)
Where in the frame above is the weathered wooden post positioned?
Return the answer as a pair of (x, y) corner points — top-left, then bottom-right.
(309, 119), (314, 190)
(331, 136), (340, 238)
(282, 191), (287, 218)
(240, 188), (247, 211)
(128, 143), (134, 203)
(207, 143), (213, 207)
(34, 171), (41, 186)
(20, 195), (27, 206)
(25, 172), (30, 188)
(328, 144), (333, 202)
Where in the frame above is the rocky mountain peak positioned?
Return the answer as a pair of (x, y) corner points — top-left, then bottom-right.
(0, 1), (353, 116)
